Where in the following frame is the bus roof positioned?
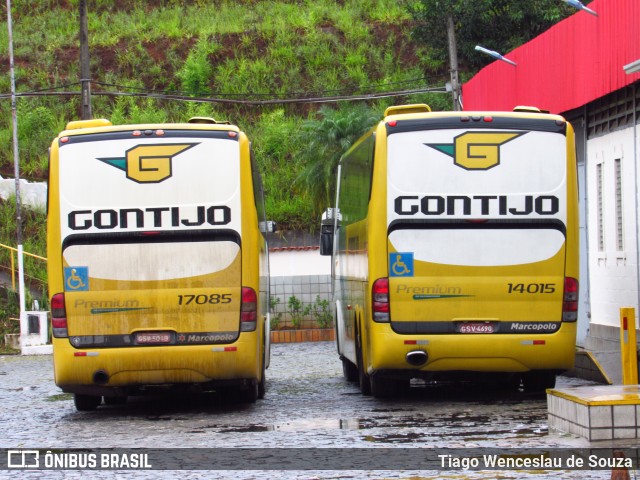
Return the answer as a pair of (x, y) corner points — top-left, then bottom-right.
(59, 118), (241, 138)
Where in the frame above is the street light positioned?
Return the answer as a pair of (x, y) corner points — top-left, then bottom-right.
(562, 0), (598, 16)
(474, 45), (517, 66)
(623, 59), (640, 75)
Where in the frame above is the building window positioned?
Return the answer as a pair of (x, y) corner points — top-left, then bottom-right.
(596, 162), (605, 252)
(614, 158), (624, 251)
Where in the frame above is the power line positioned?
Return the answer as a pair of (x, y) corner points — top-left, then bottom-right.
(93, 77), (444, 98)
(0, 81), (447, 106)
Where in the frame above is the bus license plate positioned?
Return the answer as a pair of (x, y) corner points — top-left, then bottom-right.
(135, 332), (172, 344)
(459, 323), (494, 334)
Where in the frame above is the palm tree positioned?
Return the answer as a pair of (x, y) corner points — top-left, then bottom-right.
(296, 104), (378, 219)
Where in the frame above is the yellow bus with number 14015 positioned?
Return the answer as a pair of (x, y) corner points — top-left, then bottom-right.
(320, 104), (579, 398)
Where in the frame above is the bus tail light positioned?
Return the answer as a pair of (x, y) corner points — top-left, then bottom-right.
(241, 287), (257, 331)
(562, 277), (578, 322)
(51, 293), (68, 338)
(372, 278), (390, 322)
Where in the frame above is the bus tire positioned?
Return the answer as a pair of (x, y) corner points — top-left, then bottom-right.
(369, 376), (399, 399)
(356, 327), (371, 396)
(524, 371), (556, 393)
(74, 394), (102, 411)
(238, 382), (259, 404)
(342, 357), (358, 382)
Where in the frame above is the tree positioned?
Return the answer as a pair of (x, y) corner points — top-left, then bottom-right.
(295, 104), (379, 219)
(408, 0), (579, 72)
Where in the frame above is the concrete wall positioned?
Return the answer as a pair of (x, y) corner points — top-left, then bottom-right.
(270, 274), (332, 329)
(586, 126), (639, 328)
(269, 248), (330, 277)
(268, 248), (332, 329)
(583, 120), (640, 384)
(0, 176), (47, 209)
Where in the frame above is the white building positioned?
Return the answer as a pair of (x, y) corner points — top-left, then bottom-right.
(463, 0), (640, 382)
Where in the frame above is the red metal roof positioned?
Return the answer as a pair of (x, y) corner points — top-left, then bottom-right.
(462, 0), (640, 113)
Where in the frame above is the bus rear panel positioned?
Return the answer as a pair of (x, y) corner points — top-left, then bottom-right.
(48, 120), (269, 409)
(330, 106), (578, 397)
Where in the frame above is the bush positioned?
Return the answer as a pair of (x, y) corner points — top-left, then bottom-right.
(269, 295), (282, 330)
(287, 295), (304, 329)
(0, 289), (20, 347)
(309, 295), (333, 328)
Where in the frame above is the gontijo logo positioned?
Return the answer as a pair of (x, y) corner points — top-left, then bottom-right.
(426, 131), (525, 170)
(98, 143), (197, 183)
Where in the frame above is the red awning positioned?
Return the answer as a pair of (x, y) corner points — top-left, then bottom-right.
(462, 0), (640, 113)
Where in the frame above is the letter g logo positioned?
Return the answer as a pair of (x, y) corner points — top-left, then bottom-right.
(426, 131), (524, 170)
(98, 143), (197, 183)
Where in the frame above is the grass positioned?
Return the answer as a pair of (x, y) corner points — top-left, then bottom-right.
(0, 1), (441, 192)
(0, 197), (48, 297)
(0, 197), (48, 341)
(0, 0), (451, 291)
(0, 345), (20, 355)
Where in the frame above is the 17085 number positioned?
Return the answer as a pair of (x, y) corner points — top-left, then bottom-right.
(177, 294), (232, 305)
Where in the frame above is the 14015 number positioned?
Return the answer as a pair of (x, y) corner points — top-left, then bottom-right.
(507, 283), (556, 294)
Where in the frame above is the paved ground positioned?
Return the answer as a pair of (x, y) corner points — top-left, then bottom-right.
(0, 342), (635, 479)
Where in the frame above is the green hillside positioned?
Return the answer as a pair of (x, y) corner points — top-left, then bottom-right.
(0, 0), (449, 227)
(0, 0), (577, 318)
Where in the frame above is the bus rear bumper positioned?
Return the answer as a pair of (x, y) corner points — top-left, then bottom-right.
(52, 334), (261, 396)
(368, 322), (577, 375)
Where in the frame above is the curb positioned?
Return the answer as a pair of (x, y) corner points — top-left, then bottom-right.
(270, 328), (334, 343)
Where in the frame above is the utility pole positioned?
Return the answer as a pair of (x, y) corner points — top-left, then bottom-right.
(6, 0), (26, 328)
(446, 14), (461, 111)
(79, 0), (92, 119)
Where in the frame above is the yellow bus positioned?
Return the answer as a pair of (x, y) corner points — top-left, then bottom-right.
(320, 104), (579, 397)
(47, 117), (272, 410)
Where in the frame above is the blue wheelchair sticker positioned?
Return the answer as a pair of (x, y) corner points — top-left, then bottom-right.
(64, 267), (89, 291)
(389, 253), (414, 277)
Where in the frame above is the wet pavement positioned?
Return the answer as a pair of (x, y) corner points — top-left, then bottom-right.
(0, 341), (635, 479)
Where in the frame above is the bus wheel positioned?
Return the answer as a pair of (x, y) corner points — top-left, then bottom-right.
(342, 357), (358, 382)
(370, 376), (400, 399)
(74, 394), (102, 411)
(356, 330), (371, 396)
(237, 382), (259, 404)
(524, 371), (556, 393)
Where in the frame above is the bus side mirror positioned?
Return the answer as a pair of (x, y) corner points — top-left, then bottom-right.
(260, 220), (276, 234)
(319, 208), (340, 256)
(319, 224), (333, 256)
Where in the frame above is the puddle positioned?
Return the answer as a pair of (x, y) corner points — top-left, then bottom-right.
(201, 418), (363, 434)
(145, 416), (173, 421)
(218, 425), (274, 433)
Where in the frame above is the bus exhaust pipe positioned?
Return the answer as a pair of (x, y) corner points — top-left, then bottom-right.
(406, 350), (428, 366)
(93, 370), (110, 385)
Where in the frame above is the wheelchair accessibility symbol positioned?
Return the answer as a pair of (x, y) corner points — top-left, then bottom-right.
(389, 252), (414, 277)
(64, 267), (89, 291)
